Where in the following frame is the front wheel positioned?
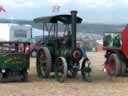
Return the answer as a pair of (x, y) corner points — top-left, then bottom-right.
(55, 57), (68, 82)
(81, 58), (93, 82)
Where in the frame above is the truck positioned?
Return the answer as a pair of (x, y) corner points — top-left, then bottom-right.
(103, 25), (128, 76)
(0, 23), (32, 42)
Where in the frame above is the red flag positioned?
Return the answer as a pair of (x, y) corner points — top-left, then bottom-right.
(0, 6), (6, 13)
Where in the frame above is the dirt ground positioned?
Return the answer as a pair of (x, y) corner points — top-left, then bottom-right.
(1, 52), (128, 96)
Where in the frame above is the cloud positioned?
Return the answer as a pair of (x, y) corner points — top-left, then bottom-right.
(1, 0), (128, 10)
(1, 0), (40, 9)
(48, 0), (71, 6)
(116, 0), (128, 5)
(76, 0), (113, 8)
(76, 0), (128, 8)
(0, 0), (71, 9)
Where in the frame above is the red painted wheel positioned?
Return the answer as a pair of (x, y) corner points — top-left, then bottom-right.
(107, 54), (121, 76)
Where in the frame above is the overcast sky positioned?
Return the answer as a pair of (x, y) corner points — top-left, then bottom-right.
(0, 0), (128, 24)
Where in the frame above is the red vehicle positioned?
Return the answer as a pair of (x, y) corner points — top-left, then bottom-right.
(30, 42), (41, 57)
(103, 25), (128, 76)
(28, 37), (43, 57)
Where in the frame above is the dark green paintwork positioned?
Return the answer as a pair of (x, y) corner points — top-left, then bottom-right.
(0, 53), (29, 71)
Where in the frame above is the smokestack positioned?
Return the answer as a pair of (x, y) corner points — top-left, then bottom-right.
(71, 10), (77, 48)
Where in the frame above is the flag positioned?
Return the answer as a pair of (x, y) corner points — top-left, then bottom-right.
(0, 5), (6, 13)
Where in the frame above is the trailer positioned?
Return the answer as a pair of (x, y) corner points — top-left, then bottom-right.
(103, 25), (128, 76)
(0, 23), (32, 41)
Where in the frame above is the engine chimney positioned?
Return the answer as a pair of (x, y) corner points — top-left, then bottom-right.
(71, 10), (77, 48)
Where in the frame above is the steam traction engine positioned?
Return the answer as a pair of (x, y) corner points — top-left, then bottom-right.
(103, 25), (128, 76)
(34, 11), (92, 82)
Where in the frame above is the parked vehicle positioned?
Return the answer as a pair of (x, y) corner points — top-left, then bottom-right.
(0, 41), (30, 81)
(0, 23), (32, 42)
(28, 37), (41, 57)
(28, 36), (48, 57)
(34, 10), (93, 82)
(103, 25), (128, 76)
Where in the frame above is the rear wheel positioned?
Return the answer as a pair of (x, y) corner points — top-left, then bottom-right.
(36, 47), (51, 78)
(81, 58), (93, 82)
(107, 53), (121, 76)
(55, 57), (68, 82)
